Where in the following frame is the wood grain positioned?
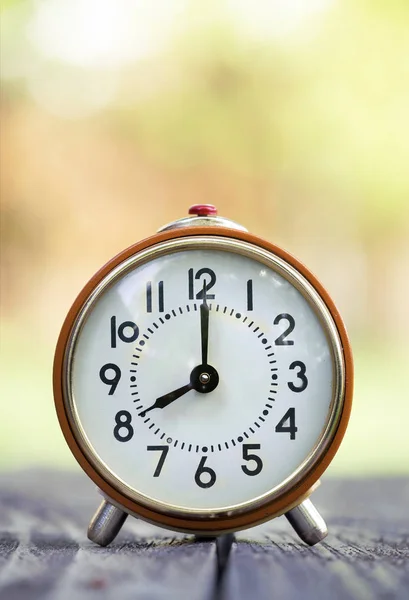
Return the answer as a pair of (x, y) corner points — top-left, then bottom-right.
(0, 472), (408, 600)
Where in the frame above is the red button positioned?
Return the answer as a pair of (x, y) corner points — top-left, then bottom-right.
(188, 204), (218, 217)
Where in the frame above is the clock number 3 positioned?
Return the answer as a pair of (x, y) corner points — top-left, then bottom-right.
(288, 361), (308, 392)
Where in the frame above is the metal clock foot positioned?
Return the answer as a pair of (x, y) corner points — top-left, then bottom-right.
(285, 498), (328, 546)
(87, 499), (128, 546)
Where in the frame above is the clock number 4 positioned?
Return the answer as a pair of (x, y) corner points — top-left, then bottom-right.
(275, 408), (298, 440)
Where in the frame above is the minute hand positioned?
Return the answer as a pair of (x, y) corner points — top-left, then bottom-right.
(139, 383), (192, 418)
(200, 284), (209, 365)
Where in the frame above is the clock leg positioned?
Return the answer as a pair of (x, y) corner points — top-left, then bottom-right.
(285, 498), (328, 546)
(87, 499), (128, 546)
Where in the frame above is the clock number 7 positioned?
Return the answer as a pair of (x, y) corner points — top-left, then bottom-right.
(147, 445), (169, 477)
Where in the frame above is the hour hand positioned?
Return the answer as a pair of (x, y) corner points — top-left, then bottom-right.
(139, 383), (192, 417)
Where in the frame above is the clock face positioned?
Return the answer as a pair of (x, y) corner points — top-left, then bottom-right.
(67, 237), (344, 515)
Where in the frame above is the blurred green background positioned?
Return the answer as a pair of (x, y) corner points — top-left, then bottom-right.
(1, 0), (408, 476)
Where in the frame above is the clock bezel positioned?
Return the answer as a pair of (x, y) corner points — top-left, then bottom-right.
(53, 226), (353, 534)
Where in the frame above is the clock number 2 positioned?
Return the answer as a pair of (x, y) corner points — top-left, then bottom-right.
(188, 268), (216, 300)
(273, 313), (295, 345)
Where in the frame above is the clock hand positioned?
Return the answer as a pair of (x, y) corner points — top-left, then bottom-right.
(139, 383), (193, 417)
(200, 281), (209, 365)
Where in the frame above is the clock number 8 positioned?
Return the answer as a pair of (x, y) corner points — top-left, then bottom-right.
(113, 410), (134, 442)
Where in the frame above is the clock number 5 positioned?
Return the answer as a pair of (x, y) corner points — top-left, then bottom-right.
(195, 456), (216, 488)
(288, 361), (308, 392)
(241, 444), (263, 476)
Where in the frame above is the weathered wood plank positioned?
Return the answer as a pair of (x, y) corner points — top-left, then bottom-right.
(0, 471), (217, 600)
(222, 479), (409, 600)
(0, 472), (408, 600)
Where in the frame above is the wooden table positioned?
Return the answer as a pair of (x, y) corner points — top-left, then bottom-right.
(0, 471), (408, 599)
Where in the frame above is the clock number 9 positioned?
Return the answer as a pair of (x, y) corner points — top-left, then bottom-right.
(110, 316), (139, 348)
(99, 363), (121, 395)
(195, 456), (216, 488)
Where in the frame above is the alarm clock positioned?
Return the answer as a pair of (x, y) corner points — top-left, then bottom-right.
(53, 204), (353, 547)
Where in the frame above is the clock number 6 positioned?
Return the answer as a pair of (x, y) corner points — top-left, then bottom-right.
(241, 444), (263, 476)
(195, 456), (216, 488)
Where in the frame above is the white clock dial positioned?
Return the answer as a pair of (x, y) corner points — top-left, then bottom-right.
(69, 239), (342, 514)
